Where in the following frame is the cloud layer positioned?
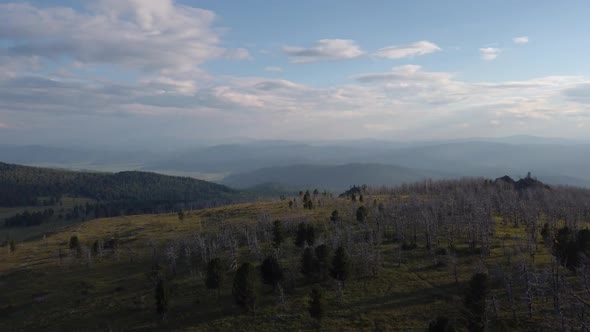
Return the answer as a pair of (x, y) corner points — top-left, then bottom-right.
(0, 1), (587, 144)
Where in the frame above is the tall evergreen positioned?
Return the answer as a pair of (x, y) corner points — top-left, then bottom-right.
(205, 258), (224, 292)
(308, 286), (325, 321)
(314, 244), (331, 280)
(260, 256), (284, 291)
(301, 247), (316, 278)
(356, 206), (368, 223)
(465, 273), (489, 332)
(428, 316), (456, 332)
(272, 220), (285, 248)
(233, 262), (257, 311)
(155, 279), (168, 319)
(330, 246), (350, 284)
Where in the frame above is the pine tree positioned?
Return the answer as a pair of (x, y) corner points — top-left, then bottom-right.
(428, 316), (456, 332)
(301, 247), (316, 278)
(305, 224), (316, 246)
(465, 273), (489, 332)
(331, 246), (350, 284)
(205, 258), (224, 292)
(69, 235), (80, 250)
(233, 262), (257, 311)
(155, 279), (168, 319)
(295, 223), (307, 247)
(356, 206), (368, 223)
(330, 209), (339, 223)
(308, 286), (325, 321)
(260, 256), (283, 291)
(272, 220), (285, 248)
(295, 223), (315, 247)
(314, 244), (331, 280)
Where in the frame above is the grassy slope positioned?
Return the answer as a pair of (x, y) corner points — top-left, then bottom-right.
(0, 198), (555, 331)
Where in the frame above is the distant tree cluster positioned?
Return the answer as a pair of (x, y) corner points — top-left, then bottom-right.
(4, 209), (54, 227)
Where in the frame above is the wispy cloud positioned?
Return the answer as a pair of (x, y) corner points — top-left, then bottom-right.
(513, 36), (529, 44)
(264, 66), (283, 72)
(373, 41), (441, 59)
(479, 47), (501, 60)
(283, 39), (365, 63)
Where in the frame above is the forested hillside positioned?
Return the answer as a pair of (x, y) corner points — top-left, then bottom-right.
(0, 162), (237, 208)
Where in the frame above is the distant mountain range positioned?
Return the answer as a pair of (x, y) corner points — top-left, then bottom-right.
(3, 136), (590, 190)
(222, 163), (446, 192)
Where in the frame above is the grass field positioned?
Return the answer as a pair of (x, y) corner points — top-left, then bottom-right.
(0, 196), (564, 331)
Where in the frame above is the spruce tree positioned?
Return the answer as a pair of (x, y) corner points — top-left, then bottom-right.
(428, 316), (456, 332)
(69, 235), (80, 250)
(305, 224), (316, 246)
(205, 258), (224, 293)
(233, 262), (257, 311)
(301, 247), (316, 278)
(356, 206), (368, 223)
(308, 286), (325, 321)
(330, 209), (339, 223)
(295, 223), (316, 246)
(465, 273), (489, 332)
(314, 244), (331, 280)
(155, 279), (168, 319)
(272, 220), (285, 248)
(260, 256), (283, 291)
(330, 246), (350, 284)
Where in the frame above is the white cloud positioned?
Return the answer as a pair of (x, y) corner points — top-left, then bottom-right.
(373, 41), (441, 59)
(480, 47), (501, 60)
(283, 39), (365, 63)
(0, 1), (246, 73)
(513, 36), (529, 44)
(264, 66), (283, 72)
(354, 65), (454, 84)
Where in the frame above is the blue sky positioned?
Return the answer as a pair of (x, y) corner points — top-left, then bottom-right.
(0, 0), (589, 146)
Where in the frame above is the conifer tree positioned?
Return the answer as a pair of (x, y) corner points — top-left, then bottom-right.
(206, 258), (224, 293)
(272, 220), (285, 248)
(301, 247), (315, 278)
(356, 206), (368, 223)
(308, 286), (325, 321)
(233, 262), (257, 311)
(155, 279), (168, 319)
(465, 273), (489, 332)
(331, 246), (350, 285)
(260, 256), (284, 291)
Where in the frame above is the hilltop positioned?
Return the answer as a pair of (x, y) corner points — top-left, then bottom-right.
(2, 177), (590, 331)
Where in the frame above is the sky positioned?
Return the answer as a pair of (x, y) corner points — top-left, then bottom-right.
(1, 0), (590, 147)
